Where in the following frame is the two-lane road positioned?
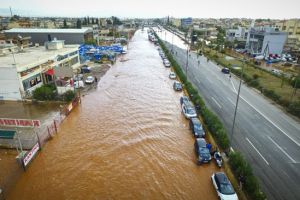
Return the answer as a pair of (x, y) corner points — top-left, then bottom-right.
(155, 28), (300, 200)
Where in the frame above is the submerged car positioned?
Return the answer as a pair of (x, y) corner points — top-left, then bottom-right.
(211, 172), (238, 200)
(169, 72), (176, 79)
(173, 81), (182, 91)
(163, 59), (171, 67)
(74, 80), (85, 89)
(189, 117), (205, 138)
(181, 102), (197, 118)
(194, 138), (211, 164)
(180, 96), (190, 105)
(85, 76), (95, 84)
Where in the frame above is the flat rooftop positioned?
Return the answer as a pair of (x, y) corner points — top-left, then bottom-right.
(4, 28), (92, 34)
(0, 45), (79, 71)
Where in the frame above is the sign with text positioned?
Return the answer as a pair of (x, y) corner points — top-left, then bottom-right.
(23, 143), (40, 167)
(0, 118), (40, 127)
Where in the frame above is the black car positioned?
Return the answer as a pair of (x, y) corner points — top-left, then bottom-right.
(81, 65), (91, 73)
(194, 138), (211, 164)
(221, 67), (230, 74)
(189, 117), (205, 138)
(173, 81), (182, 91)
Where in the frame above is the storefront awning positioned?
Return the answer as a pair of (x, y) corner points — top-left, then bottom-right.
(45, 69), (54, 76)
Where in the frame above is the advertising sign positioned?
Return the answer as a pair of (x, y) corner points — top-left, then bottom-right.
(0, 118), (40, 127)
(23, 142), (40, 167)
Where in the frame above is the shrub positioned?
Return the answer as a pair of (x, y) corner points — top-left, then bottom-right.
(62, 90), (76, 102)
(287, 101), (300, 118)
(248, 79), (260, 88)
(32, 84), (56, 101)
(253, 74), (259, 79)
(263, 89), (281, 102)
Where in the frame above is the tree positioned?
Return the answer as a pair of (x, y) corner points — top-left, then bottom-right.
(91, 18), (95, 24)
(83, 17), (87, 25)
(63, 19), (68, 28)
(87, 16), (90, 24)
(96, 18), (99, 25)
(76, 19), (82, 29)
(112, 16), (122, 25)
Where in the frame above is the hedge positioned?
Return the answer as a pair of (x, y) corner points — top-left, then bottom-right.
(153, 29), (266, 199)
(229, 152), (266, 200)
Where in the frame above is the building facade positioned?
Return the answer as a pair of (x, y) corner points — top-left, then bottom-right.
(0, 41), (80, 100)
(4, 28), (93, 45)
(246, 27), (288, 55)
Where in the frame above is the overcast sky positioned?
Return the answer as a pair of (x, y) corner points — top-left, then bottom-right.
(0, 0), (299, 19)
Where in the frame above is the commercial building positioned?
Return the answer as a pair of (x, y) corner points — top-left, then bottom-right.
(4, 28), (93, 45)
(246, 27), (288, 55)
(275, 19), (300, 52)
(0, 40), (80, 100)
(181, 18), (192, 28)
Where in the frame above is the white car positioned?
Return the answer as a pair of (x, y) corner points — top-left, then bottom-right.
(74, 80), (85, 89)
(85, 76), (95, 84)
(169, 72), (176, 79)
(211, 172), (238, 200)
(181, 102), (197, 119)
(163, 59), (171, 67)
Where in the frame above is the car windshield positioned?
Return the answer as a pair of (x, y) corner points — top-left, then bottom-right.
(194, 124), (203, 132)
(220, 182), (235, 195)
(87, 77), (93, 80)
(200, 148), (210, 155)
(187, 107), (196, 114)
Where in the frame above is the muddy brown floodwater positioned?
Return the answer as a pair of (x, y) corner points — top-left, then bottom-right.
(7, 30), (220, 200)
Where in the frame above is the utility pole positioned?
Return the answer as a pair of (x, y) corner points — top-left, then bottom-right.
(230, 58), (245, 144)
(186, 44), (189, 78)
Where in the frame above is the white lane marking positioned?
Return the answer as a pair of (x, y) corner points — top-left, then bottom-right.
(212, 97), (222, 109)
(227, 97), (235, 106)
(230, 79), (237, 93)
(241, 95), (300, 147)
(230, 79), (300, 147)
(246, 137), (270, 166)
(268, 136), (297, 163)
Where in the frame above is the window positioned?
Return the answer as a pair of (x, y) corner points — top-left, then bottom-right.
(282, 26), (286, 30)
(22, 74), (42, 90)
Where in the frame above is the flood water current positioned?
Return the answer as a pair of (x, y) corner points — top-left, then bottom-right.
(7, 30), (219, 200)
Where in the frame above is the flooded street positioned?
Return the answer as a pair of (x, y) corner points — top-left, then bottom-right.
(7, 30), (219, 200)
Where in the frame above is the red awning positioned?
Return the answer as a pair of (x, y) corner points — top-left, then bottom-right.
(45, 69), (54, 76)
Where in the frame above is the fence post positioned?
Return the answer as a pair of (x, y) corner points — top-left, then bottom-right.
(53, 120), (57, 134)
(34, 130), (42, 150)
(47, 126), (51, 139)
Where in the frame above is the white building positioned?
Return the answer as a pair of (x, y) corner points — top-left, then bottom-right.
(226, 27), (248, 42)
(0, 40), (80, 100)
(246, 27), (288, 55)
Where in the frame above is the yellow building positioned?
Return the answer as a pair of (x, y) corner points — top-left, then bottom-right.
(170, 18), (181, 28)
(276, 19), (300, 40)
(276, 19), (300, 51)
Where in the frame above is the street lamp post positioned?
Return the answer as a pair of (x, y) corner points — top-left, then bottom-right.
(230, 58), (245, 145)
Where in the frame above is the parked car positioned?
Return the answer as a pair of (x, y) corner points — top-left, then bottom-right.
(189, 117), (205, 138)
(74, 80), (85, 89)
(182, 102), (197, 118)
(221, 67), (230, 74)
(81, 65), (91, 73)
(73, 74), (83, 81)
(211, 172), (238, 200)
(180, 96), (190, 105)
(163, 59), (171, 67)
(173, 81), (182, 91)
(169, 72), (176, 79)
(194, 138), (211, 164)
(85, 76), (95, 84)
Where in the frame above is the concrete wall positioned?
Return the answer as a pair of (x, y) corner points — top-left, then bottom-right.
(0, 67), (22, 100)
(5, 32), (86, 45)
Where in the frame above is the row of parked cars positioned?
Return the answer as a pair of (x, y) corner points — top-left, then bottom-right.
(156, 44), (238, 200)
(73, 65), (96, 88)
